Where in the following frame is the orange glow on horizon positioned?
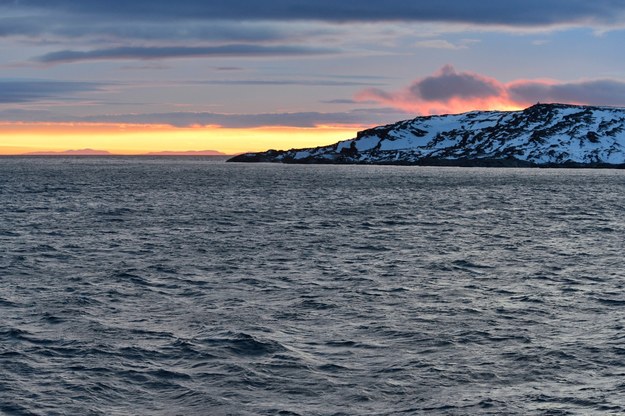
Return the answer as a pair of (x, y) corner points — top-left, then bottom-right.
(0, 122), (363, 155)
(355, 90), (525, 115)
(353, 66), (572, 116)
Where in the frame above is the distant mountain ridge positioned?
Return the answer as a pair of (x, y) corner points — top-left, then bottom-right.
(21, 149), (226, 156)
(24, 149), (112, 156)
(228, 103), (625, 167)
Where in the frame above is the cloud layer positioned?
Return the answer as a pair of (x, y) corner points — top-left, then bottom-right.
(36, 45), (335, 64)
(413, 65), (503, 101)
(0, 80), (102, 103)
(1, 1), (624, 64)
(357, 65), (625, 115)
(6, 1), (625, 26)
(0, 107), (411, 129)
(508, 79), (625, 107)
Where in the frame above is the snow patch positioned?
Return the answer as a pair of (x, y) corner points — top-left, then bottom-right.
(354, 135), (380, 152)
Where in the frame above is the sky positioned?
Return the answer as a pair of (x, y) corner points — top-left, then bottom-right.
(1, 1), (625, 154)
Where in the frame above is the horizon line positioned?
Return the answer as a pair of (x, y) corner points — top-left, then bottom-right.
(0, 149), (239, 157)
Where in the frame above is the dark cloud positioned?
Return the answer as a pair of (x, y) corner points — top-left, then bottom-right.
(194, 79), (384, 87)
(322, 99), (365, 104)
(358, 65), (625, 114)
(5, 1), (625, 26)
(36, 45), (336, 63)
(358, 65), (504, 111)
(0, 17), (41, 37)
(0, 107), (411, 128)
(4, 1), (622, 67)
(214, 67), (245, 71)
(0, 79), (102, 103)
(80, 110), (408, 128)
(411, 65), (503, 101)
(508, 80), (625, 107)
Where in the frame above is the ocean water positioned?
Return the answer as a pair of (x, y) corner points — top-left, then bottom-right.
(1, 157), (625, 415)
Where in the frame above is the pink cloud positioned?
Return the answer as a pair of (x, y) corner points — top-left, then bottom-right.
(357, 65), (625, 114)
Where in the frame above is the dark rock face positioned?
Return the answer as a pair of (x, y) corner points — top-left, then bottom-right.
(228, 150), (287, 163)
(227, 103), (625, 167)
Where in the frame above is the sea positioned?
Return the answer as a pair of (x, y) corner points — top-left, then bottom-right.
(1, 156), (624, 415)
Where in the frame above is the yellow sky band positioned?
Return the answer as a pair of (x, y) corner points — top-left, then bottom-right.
(0, 123), (361, 155)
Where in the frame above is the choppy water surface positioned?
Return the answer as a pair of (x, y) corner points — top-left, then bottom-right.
(1, 157), (625, 415)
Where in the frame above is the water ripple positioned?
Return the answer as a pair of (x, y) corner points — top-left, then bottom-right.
(1, 158), (624, 414)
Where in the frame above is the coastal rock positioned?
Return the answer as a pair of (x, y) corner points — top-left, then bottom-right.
(228, 103), (625, 167)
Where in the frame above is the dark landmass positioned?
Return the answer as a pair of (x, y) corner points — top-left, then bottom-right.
(228, 103), (625, 168)
(19, 149), (228, 157)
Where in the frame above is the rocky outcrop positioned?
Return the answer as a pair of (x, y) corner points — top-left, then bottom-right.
(228, 104), (625, 167)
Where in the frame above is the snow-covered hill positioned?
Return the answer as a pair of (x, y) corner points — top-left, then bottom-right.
(228, 103), (625, 167)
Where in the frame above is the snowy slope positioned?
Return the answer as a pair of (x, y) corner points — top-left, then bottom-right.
(228, 104), (625, 166)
